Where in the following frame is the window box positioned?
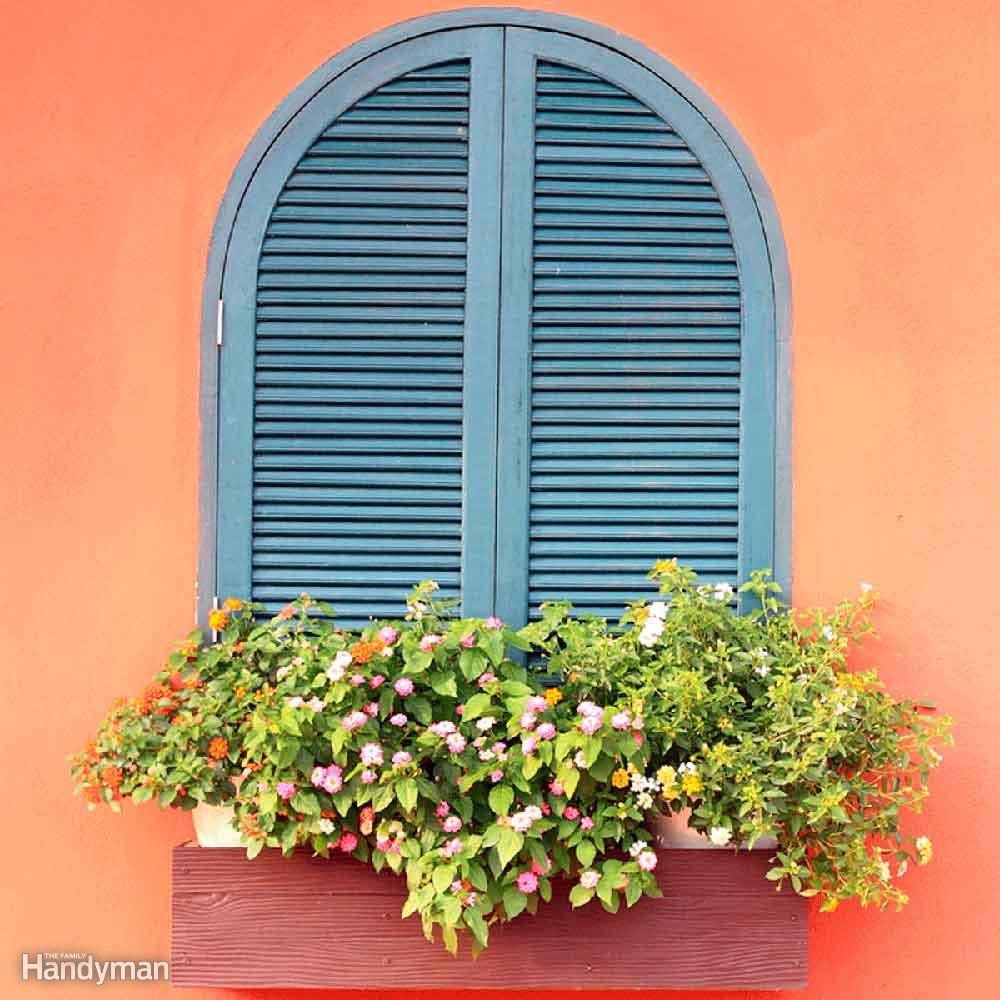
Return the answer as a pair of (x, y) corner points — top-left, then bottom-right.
(171, 844), (807, 989)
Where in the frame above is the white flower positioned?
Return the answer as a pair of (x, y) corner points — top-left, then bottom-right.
(860, 581), (873, 593)
(276, 665), (292, 680)
(478, 749), (496, 762)
(876, 860), (891, 881)
(476, 716), (496, 731)
(630, 772), (648, 793)
(636, 791), (654, 809)
(524, 805), (543, 821)
(822, 625), (835, 641)
(648, 600), (669, 620)
(332, 650), (353, 670)
(709, 826), (733, 847)
(628, 841), (648, 858)
(712, 582), (734, 602)
(754, 664), (771, 677)
(638, 616), (664, 647)
(574, 750), (587, 769)
(896, 860), (908, 878)
(318, 818), (335, 834)
(678, 761), (697, 776)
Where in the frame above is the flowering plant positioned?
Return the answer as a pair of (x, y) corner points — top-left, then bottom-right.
(72, 563), (950, 952)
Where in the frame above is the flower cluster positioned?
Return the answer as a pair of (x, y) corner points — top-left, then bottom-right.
(72, 563), (951, 950)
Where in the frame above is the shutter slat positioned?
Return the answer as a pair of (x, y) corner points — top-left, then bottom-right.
(523, 60), (742, 620)
(249, 58), (476, 624)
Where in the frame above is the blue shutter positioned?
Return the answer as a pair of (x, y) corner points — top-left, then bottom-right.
(218, 29), (504, 623)
(496, 30), (776, 625)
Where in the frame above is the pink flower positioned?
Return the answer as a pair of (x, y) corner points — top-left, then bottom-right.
(429, 720), (456, 737)
(446, 732), (467, 754)
(535, 721), (556, 740)
(350, 673), (365, 686)
(540, 802), (551, 816)
(521, 736), (538, 756)
(311, 764), (343, 794)
(276, 781), (296, 800)
(490, 769), (504, 783)
(580, 816), (594, 830)
(451, 879), (464, 893)
(326, 663), (346, 683)
(338, 832), (358, 853)
(360, 742), (384, 766)
(516, 871), (539, 893)
(342, 710), (368, 731)
(360, 769), (377, 784)
(478, 672), (496, 687)
(441, 837), (463, 858)
(510, 811), (534, 833)
(435, 801), (451, 818)
(549, 780), (564, 797)
(577, 700), (600, 717)
(391, 750), (412, 767)
(637, 850), (658, 872)
(394, 677), (414, 697)
(442, 815), (463, 833)
(611, 711), (631, 730)
(378, 626), (399, 646)
(389, 712), (408, 727)
(580, 714), (603, 736)
(519, 711), (536, 730)
(455, 703), (464, 716)
(307, 696), (325, 712)
(459, 632), (477, 649)
(485, 616), (504, 630)
(369, 674), (385, 690)
(419, 633), (444, 653)
(526, 695), (548, 713)
(579, 869), (600, 889)
(632, 716), (645, 731)
(633, 731), (644, 748)
(563, 805), (580, 821)
(530, 856), (551, 876)
(375, 834), (393, 852)
(364, 701), (379, 717)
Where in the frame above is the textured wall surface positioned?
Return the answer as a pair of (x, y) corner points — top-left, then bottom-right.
(3, 2), (998, 997)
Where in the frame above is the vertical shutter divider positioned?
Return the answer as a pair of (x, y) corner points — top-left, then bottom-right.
(459, 28), (505, 617)
(494, 29), (538, 628)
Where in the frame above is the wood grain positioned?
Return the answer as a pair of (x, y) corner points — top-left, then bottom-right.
(171, 845), (807, 989)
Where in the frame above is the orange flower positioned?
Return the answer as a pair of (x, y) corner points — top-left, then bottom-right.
(208, 609), (230, 632)
(207, 737), (229, 760)
(350, 640), (376, 664)
(611, 768), (630, 789)
(223, 597), (244, 612)
(100, 765), (123, 788)
(544, 687), (563, 707)
(83, 786), (103, 805)
(278, 604), (296, 621)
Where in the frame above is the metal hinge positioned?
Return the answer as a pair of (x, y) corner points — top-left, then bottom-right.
(216, 299), (223, 347)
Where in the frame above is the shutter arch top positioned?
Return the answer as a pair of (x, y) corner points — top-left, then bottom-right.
(209, 15), (788, 629)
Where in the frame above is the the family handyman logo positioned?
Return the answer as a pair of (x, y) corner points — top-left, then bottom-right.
(21, 952), (169, 984)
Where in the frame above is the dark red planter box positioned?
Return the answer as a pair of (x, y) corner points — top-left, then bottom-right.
(171, 845), (807, 989)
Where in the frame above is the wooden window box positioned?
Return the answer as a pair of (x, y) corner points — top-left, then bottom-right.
(171, 845), (807, 989)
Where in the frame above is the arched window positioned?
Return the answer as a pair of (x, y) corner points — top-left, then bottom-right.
(201, 12), (790, 627)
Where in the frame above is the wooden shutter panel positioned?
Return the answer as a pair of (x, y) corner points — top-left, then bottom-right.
(496, 30), (775, 625)
(218, 30), (504, 623)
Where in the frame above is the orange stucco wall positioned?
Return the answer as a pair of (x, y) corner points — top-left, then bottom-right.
(4, 1), (999, 996)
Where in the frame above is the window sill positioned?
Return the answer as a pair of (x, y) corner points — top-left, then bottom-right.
(171, 845), (807, 989)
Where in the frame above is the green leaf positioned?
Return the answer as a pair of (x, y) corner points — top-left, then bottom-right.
(569, 884), (595, 908)
(433, 864), (457, 893)
(466, 860), (489, 891)
(576, 840), (596, 867)
(625, 878), (643, 907)
(488, 783), (514, 816)
(409, 696), (433, 726)
(522, 755), (541, 780)
(290, 791), (320, 816)
(464, 908), (489, 948)
(429, 671), (458, 698)
(459, 648), (485, 680)
(397, 778), (418, 812)
(371, 783), (395, 812)
(497, 827), (524, 868)
(405, 650), (433, 674)
(245, 838), (264, 861)
(441, 922), (458, 955)
(462, 692), (492, 722)
(503, 887), (527, 919)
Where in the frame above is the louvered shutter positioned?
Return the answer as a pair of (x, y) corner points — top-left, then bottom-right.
(495, 29), (776, 624)
(217, 29), (504, 624)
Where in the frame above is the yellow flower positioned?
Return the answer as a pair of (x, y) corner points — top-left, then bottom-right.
(611, 768), (630, 789)
(836, 671), (865, 691)
(208, 609), (230, 632)
(915, 836), (933, 865)
(681, 773), (703, 796)
(223, 597), (244, 612)
(656, 765), (677, 788)
(634, 606), (649, 625)
(545, 687), (563, 707)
